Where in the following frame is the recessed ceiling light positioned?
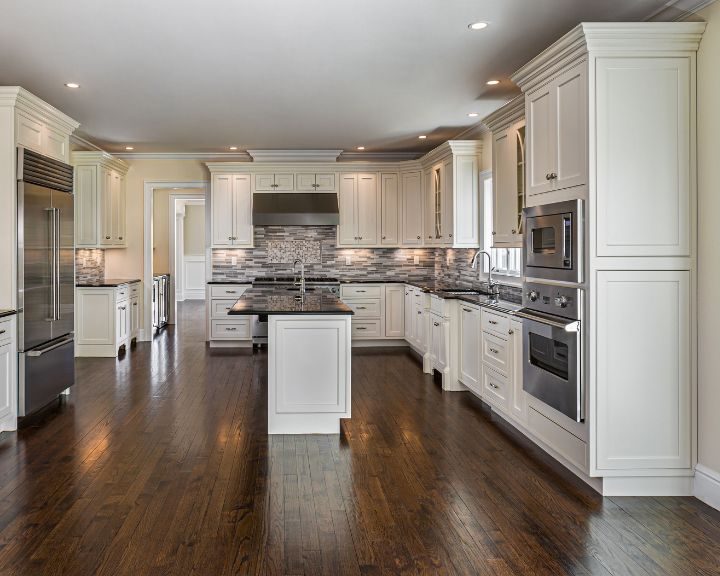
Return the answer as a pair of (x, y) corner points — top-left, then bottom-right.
(418, 135), (427, 140)
(486, 79), (500, 86)
(468, 112), (479, 118)
(64, 82), (80, 89)
(125, 146), (134, 151)
(229, 146), (238, 150)
(468, 22), (488, 30)
(357, 146), (365, 150)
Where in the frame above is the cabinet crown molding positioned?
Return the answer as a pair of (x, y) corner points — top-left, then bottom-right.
(0, 86), (80, 135)
(483, 96), (525, 132)
(71, 151), (130, 174)
(247, 149), (343, 163)
(420, 140), (482, 168)
(512, 22), (706, 93)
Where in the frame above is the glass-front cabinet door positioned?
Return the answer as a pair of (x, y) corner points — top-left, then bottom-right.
(516, 123), (526, 235)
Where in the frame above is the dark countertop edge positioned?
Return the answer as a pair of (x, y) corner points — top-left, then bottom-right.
(228, 310), (354, 316)
(76, 278), (142, 288)
(208, 280), (253, 285)
(0, 310), (17, 319)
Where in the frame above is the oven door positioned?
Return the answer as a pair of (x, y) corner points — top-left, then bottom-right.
(516, 309), (583, 422)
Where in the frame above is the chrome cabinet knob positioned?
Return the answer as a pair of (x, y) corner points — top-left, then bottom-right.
(106, 236), (111, 240)
(417, 235), (421, 240)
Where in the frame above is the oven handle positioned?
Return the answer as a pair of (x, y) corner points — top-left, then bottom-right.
(514, 310), (580, 333)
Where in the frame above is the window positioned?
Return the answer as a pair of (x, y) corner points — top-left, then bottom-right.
(481, 172), (522, 278)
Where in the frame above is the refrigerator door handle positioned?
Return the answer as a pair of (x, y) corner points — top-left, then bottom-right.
(46, 207), (57, 321)
(54, 207), (61, 320)
(27, 334), (74, 357)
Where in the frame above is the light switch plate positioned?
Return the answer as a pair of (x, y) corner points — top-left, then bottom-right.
(345, 256), (352, 265)
(231, 256), (237, 265)
(414, 255), (420, 265)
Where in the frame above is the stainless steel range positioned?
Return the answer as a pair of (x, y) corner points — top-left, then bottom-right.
(515, 281), (584, 422)
(250, 276), (341, 345)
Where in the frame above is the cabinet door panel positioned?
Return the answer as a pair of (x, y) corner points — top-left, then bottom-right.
(554, 63), (587, 191)
(16, 113), (43, 153)
(232, 175), (253, 246)
(595, 270), (691, 471)
(337, 174), (357, 245)
(596, 57), (690, 257)
(510, 319), (527, 423)
(442, 158), (454, 246)
(114, 173), (126, 245)
(384, 285), (404, 338)
(493, 129), (516, 245)
(460, 306), (481, 389)
(527, 85), (554, 196)
(0, 343), (13, 423)
(274, 174), (294, 191)
(380, 173), (399, 245)
(254, 174), (275, 191)
(99, 168), (114, 246)
(424, 168), (438, 245)
(356, 173), (379, 245)
(212, 174), (235, 246)
(44, 126), (68, 161)
(296, 173), (316, 191)
(74, 165), (97, 246)
(401, 171), (423, 245)
(453, 155), (480, 247)
(404, 287), (413, 339)
(315, 173), (336, 191)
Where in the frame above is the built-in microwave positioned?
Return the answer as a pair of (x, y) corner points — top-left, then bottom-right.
(523, 199), (583, 283)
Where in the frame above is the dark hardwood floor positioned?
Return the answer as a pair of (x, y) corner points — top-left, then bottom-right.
(0, 301), (718, 575)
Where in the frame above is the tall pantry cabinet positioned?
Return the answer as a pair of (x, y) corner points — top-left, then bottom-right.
(512, 22), (705, 495)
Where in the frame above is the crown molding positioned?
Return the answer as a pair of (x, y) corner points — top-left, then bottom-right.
(338, 151), (422, 162)
(646, 0), (716, 21)
(70, 134), (104, 152)
(247, 149), (343, 163)
(114, 151), (253, 161)
(512, 22), (706, 93)
(419, 140), (482, 167)
(483, 96), (525, 132)
(453, 122), (490, 141)
(71, 151), (130, 174)
(0, 86), (80, 134)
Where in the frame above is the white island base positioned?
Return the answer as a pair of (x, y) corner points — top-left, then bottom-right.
(268, 315), (352, 434)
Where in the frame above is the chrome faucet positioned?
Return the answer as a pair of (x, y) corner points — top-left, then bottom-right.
(471, 250), (499, 299)
(293, 259), (306, 295)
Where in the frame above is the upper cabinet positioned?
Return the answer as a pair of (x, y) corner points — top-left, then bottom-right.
(210, 173), (253, 247)
(401, 171), (424, 246)
(485, 96), (525, 247)
(72, 152), (129, 248)
(296, 173), (337, 192)
(421, 141), (482, 248)
(337, 173), (380, 246)
(253, 173), (294, 192)
(380, 173), (400, 245)
(525, 63), (587, 197)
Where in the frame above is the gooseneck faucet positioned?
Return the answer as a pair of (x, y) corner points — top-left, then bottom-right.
(471, 250), (499, 299)
(293, 259), (306, 295)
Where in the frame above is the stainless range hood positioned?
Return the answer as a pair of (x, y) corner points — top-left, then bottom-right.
(252, 193), (339, 226)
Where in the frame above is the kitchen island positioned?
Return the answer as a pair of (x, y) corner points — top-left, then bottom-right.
(229, 288), (354, 434)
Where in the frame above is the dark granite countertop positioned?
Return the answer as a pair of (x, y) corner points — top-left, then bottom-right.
(228, 287), (353, 316)
(76, 278), (142, 288)
(0, 309), (17, 319)
(208, 280), (252, 285)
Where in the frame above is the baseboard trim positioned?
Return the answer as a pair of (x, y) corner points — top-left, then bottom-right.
(602, 475), (693, 497)
(182, 290), (205, 300)
(695, 464), (720, 511)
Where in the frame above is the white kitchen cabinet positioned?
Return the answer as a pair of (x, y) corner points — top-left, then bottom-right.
(509, 319), (527, 424)
(384, 285), (404, 338)
(76, 283), (138, 357)
(429, 313), (448, 372)
(401, 171), (424, 246)
(296, 173), (336, 192)
(486, 95), (526, 248)
(337, 173), (379, 246)
(425, 163), (447, 245)
(72, 152), (129, 248)
(594, 270), (691, 472)
(211, 174), (252, 247)
(525, 62), (587, 197)
(0, 316), (17, 432)
(16, 110), (70, 162)
(459, 304), (481, 393)
(404, 286), (413, 339)
(380, 173), (400, 245)
(254, 173), (294, 191)
(206, 283), (251, 346)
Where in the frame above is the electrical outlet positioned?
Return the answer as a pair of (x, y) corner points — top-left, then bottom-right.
(345, 255), (352, 265)
(231, 256), (237, 266)
(413, 255), (420, 265)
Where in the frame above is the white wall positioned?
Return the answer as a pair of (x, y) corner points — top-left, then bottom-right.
(184, 204), (205, 256)
(696, 0), (720, 500)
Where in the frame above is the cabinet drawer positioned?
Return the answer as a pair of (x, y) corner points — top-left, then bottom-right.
(211, 299), (238, 318)
(341, 285), (382, 298)
(430, 295), (450, 317)
(482, 310), (509, 336)
(0, 320), (11, 346)
(210, 285), (248, 298)
(130, 283), (140, 296)
(482, 332), (510, 376)
(344, 299), (381, 318)
(211, 319), (250, 339)
(351, 319), (382, 339)
(116, 286), (129, 301)
(483, 366), (509, 409)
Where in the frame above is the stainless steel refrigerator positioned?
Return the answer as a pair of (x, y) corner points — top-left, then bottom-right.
(17, 147), (75, 417)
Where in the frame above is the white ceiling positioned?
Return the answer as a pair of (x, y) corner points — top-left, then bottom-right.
(0, 0), (692, 154)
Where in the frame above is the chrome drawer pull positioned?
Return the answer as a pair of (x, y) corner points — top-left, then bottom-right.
(356, 306), (367, 310)
(489, 347), (499, 354)
(356, 327), (367, 331)
(489, 382), (499, 389)
(226, 327), (238, 331)
(0, 330), (5, 335)
(462, 308), (472, 312)
(488, 320), (498, 325)
(433, 322), (440, 327)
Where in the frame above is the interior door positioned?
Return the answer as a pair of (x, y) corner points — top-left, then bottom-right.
(53, 189), (75, 339)
(19, 183), (53, 350)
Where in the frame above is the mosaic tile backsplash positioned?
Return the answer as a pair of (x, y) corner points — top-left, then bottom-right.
(211, 226), (522, 303)
(75, 249), (105, 283)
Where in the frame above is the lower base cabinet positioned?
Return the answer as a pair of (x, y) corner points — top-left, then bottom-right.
(206, 284), (251, 346)
(76, 283), (141, 357)
(341, 283), (406, 342)
(0, 316), (17, 432)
